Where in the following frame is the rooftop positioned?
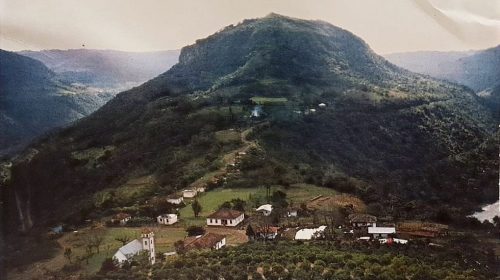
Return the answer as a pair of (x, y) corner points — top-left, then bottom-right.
(255, 226), (280, 234)
(348, 213), (377, 223)
(158, 214), (177, 218)
(256, 204), (273, 212)
(117, 239), (143, 256)
(295, 226), (327, 240)
(184, 233), (225, 250)
(207, 208), (243, 219)
(368, 227), (395, 234)
(141, 228), (154, 234)
(114, 212), (131, 220)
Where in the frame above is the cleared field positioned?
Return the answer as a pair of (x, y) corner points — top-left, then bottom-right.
(215, 129), (241, 143)
(60, 226), (188, 274)
(93, 175), (156, 207)
(306, 194), (366, 212)
(179, 184), (339, 224)
(250, 96), (288, 105)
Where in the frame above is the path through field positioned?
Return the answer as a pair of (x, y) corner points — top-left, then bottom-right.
(188, 123), (265, 190)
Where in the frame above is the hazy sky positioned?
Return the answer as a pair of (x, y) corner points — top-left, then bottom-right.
(1, 0), (499, 54)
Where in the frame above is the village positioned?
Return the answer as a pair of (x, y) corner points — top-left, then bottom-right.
(44, 179), (451, 272)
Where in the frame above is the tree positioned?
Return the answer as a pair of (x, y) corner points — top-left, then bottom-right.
(174, 240), (186, 254)
(192, 199), (202, 217)
(246, 224), (256, 240)
(99, 258), (117, 273)
(186, 225), (205, 236)
(115, 235), (131, 246)
(219, 201), (232, 210)
(90, 235), (104, 253)
(64, 247), (73, 263)
(271, 190), (288, 208)
(231, 198), (246, 212)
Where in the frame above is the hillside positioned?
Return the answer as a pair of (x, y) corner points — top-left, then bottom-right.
(4, 14), (497, 234)
(385, 46), (500, 92)
(0, 50), (114, 156)
(19, 49), (180, 87)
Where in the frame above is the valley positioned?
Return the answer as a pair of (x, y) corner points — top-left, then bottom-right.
(1, 12), (499, 280)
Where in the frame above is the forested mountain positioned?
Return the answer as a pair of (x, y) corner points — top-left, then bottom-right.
(385, 46), (500, 92)
(19, 49), (180, 87)
(0, 50), (113, 155)
(4, 14), (497, 233)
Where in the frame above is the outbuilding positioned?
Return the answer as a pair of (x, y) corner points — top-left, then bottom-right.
(157, 214), (178, 225)
(368, 227), (396, 239)
(256, 204), (273, 216)
(182, 189), (197, 198)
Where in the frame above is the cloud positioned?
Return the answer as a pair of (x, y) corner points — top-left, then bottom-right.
(436, 7), (500, 28)
(412, 0), (500, 45)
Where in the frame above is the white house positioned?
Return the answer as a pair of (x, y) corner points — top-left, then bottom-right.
(182, 189), (197, 198)
(318, 103), (327, 107)
(295, 226), (327, 240)
(184, 233), (226, 251)
(368, 227), (396, 239)
(113, 229), (156, 265)
(157, 214), (178, 225)
(167, 195), (183, 205)
(256, 204), (273, 216)
(206, 209), (244, 227)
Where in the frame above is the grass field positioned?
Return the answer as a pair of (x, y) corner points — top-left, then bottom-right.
(250, 96), (288, 105)
(62, 226), (188, 274)
(215, 129), (241, 143)
(178, 184), (338, 225)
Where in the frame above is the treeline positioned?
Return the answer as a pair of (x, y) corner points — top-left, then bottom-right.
(89, 240), (497, 280)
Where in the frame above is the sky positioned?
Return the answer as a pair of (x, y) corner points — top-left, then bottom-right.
(0, 0), (499, 54)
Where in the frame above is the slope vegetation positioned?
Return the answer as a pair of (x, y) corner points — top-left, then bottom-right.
(3, 14), (497, 233)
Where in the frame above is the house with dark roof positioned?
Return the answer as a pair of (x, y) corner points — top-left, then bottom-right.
(348, 213), (377, 228)
(206, 209), (244, 227)
(255, 226), (280, 240)
(112, 213), (132, 225)
(183, 233), (226, 251)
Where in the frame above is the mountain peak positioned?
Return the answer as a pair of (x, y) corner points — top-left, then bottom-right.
(151, 15), (399, 96)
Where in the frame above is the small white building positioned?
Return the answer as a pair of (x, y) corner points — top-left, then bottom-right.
(167, 195), (184, 205)
(318, 103), (327, 107)
(295, 226), (327, 240)
(207, 209), (244, 227)
(182, 189), (197, 198)
(113, 229), (156, 265)
(157, 214), (178, 225)
(286, 207), (299, 217)
(368, 227), (396, 239)
(256, 204), (273, 216)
